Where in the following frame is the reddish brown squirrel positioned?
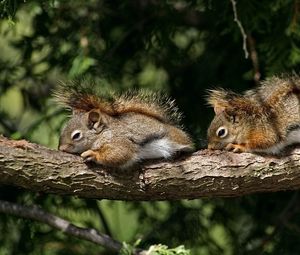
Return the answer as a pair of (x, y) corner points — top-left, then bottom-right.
(55, 81), (194, 168)
(207, 75), (300, 154)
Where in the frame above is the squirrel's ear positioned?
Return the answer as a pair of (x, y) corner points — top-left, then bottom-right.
(224, 108), (239, 123)
(88, 110), (100, 122)
(87, 110), (100, 129)
(213, 104), (226, 115)
(87, 110), (109, 132)
(206, 89), (230, 114)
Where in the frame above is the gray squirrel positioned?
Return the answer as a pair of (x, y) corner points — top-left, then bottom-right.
(55, 82), (194, 168)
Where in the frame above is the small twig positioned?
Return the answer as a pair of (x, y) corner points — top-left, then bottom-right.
(291, 0), (300, 30)
(0, 199), (123, 252)
(247, 33), (261, 85)
(229, 0), (249, 59)
(96, 202), (113, 237)
(86, 199), (113, 237)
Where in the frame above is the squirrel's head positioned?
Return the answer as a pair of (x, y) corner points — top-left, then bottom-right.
(207, 111), (240, 150)
(206, 89), (254, 150)
(59, 110), (106, 154)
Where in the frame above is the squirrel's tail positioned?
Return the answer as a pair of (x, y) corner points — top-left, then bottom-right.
(53, 80), (115, 114)
(252, 74), (300, 106)
(114, 91), (182, 124)
(54, 80), (182, 125)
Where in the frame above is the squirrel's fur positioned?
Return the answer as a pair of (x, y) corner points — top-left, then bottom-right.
(55, 80), (193, 168)
(54, 80), (182, 126)
(207, 74), (300, 154)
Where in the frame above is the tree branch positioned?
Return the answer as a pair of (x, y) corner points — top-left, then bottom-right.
(0, 199), (123, 252)
(1, 136), (300, 200)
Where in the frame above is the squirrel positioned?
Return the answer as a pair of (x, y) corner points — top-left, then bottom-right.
(54, 81), (194, 168)
(206, 74), (300, 154)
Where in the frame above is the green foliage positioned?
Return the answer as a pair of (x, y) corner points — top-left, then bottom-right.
(1, 0), (300, 255)
(119, 242), (134, 255)
(146, 245), (190, 255)
(144, 244), (190, 255)
(120, 243), (190, 255)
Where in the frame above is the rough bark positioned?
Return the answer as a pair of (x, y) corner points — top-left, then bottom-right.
(0, 136), (300, 200)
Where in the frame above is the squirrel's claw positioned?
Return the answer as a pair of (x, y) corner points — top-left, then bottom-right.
(225, 143), (247, 153)
(81, 150), (97, 162)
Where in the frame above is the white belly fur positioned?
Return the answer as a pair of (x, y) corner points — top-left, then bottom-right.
(138, 137), (189, 160)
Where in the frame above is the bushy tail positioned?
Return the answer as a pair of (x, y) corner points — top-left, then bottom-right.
(255, 74), (300, 106)
(53, 80), (183, 125)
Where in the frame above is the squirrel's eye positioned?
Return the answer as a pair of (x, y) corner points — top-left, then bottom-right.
(216, 126), (228, 138)
(71, 130), (82, 141)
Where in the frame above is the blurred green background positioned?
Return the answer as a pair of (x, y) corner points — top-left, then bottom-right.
(1, 0), (300, 254)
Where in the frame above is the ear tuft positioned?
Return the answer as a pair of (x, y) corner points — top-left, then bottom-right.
(207, 88), (263, 118)
(206, 89), (231, 114)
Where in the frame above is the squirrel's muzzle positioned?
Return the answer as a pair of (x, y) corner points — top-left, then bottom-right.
(207, 142), (224, 150)
(59, 144), (70, 152)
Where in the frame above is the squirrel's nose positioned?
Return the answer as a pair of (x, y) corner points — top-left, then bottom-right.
(59, 144), (69, 152)
(207, 143), (217, 150)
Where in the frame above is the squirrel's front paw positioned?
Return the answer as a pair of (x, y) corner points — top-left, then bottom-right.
(225, 143), (247, 153)
(81, 150), (97, 162)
